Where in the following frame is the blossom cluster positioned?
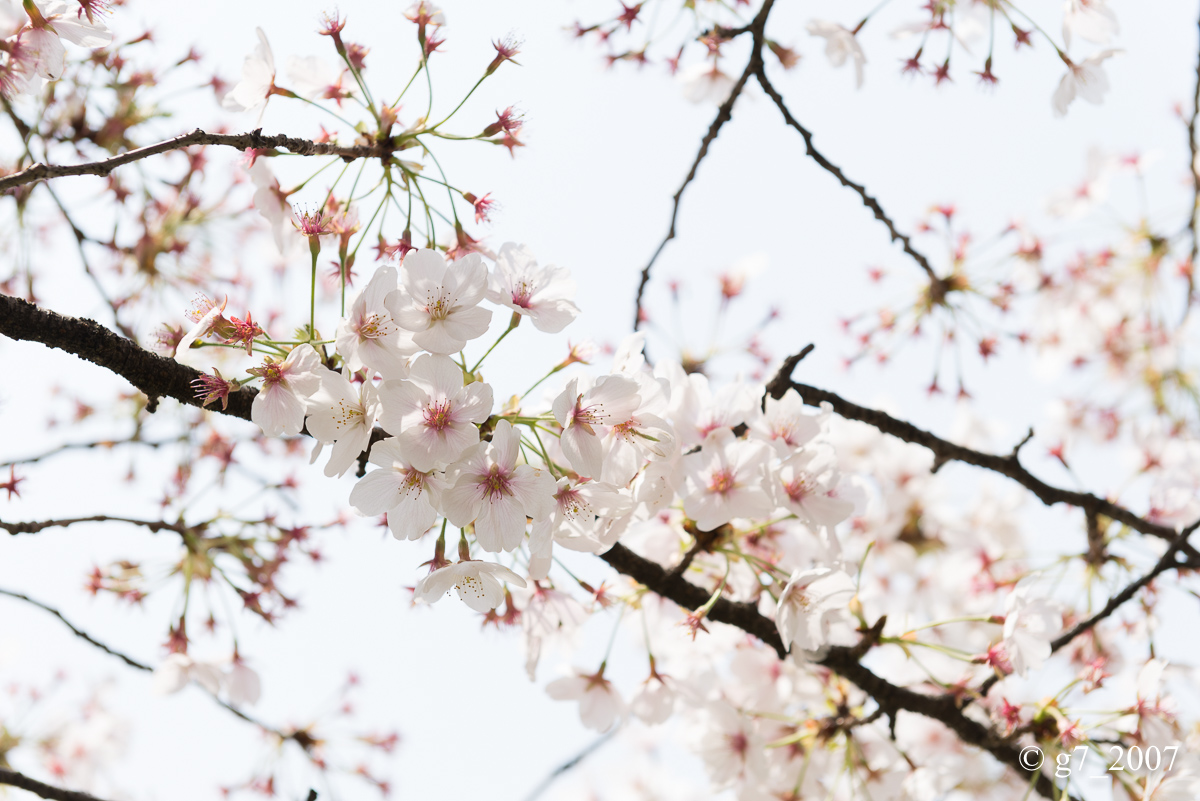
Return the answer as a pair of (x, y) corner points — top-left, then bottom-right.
(0, 0), (111, 98)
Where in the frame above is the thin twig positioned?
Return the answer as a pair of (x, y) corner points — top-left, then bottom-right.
(765, 350), (1200, 558)
(521, 730), (617, 801)
(1187, 5), (1200, 309)
(976, 523), (1199, 699)
(1, 515), (187, 536)
(0, 433), (180, 468)
(0, 128), (392, 194)
(0, 587), (299, 745)
(0, 768), (113, 801)
(631, 0), (777, 331)
(0, 588), (152, 671)
(754, 67), (938, 283)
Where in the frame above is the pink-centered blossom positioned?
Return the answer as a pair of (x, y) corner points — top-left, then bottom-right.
(305, 369), (383, 478)
(385, 248), (493, 355)
(415, 559), (525, 613)
(552, 374), (641, 479)
(335, 265), (418, 379)
(772, 447), (854, 528)
(485, 242), (580, 333)
(681, 429), (772, 531)
(378, 353), (493, 472)
(441, 419), (555, 553)
(248, 344), (323, 437)
(350, 438), (448, 540)
(24, 0), (111, 81)
(775, 567), (856, 652)
(528, 477), (632, 578)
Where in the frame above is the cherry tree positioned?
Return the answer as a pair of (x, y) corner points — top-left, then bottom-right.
(1, 1), (1199, 800)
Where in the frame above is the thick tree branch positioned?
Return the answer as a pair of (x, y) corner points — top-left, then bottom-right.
(1, 515), (186, 536)
(753, 67), (938, 283)
(599, 543), (1068, 799)
(0, 293), (258, 419)
(0, 769), (113, 801)
(0, 128), (391, 195)
(632, 0), (776, 331)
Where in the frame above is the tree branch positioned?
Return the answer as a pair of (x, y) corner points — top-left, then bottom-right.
(599, 543), (1069, 800)
(753, 66), (938, 283)
(0, 128), (392, 195)
(1, 515), (186, 536)
(0, 293), (258, 419)
(0, 769), (113, 801)
(763, 352), (1197, 555)
(631, 0), (777, 331)
(1187, 4), (1200, 307)
(521, 730), (617, 801)
(0, 587), (301, 747)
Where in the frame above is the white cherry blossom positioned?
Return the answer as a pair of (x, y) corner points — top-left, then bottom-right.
(546, 669), (625, 732)
(249, 344), (323, 437)
(336, 265), (417, 379)
(386, 249), (493, 354)
(249, 159), (293, 255)
(1001, 583), (1062, 676)
(806, 19), (865, 88)
(415, 559), (526, 613)
(772, 447), (854, 528)
(1063, 0), (1118, 49)
(151, 653), (224, 696)
(350, 438), (448, 540)
(286, 54), (340, 101)
(441, 420), (555, 552)
(378, 353), (493, 471)
(678, 63), (735, 105)
(305, 369), (382, 478)
(486, 242), (579, 332)
(1052, 49), (1120, 117)
(24, 0), (111, 80)
(681, 429), (772, 531)
(528, 477), (632, 578)
(222, 27), (275, 118)
(747, 388), (821, 455)
(552, 374), (641, 479)
(775, 567), (856, 652)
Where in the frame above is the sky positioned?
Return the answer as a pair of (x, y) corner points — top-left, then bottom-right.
(2, 1), (1199, 800)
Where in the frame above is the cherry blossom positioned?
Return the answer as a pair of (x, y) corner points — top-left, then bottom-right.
(681, 429), (773, 531)
(335, 265), (417, 379)
(249, 159), (292, 255)
(225, 660), (262, 707)
(806, 20), (866, 88)
(485, 243), (580, 332)
(775, 567), (856, 652)
(386, 249), (493, 354)
(747, 388), (821, 455)
(305, 369), (383, 478)
(415, 559), (525, 613)
(286, 54), (341, 101)
(1000, 583), (1062, 676)
(23, 0), (111, 81)
(546, 668), (625, 732)
(678, 63), (735, 105)
(772, 447), (854, 528)
(441, 419), (555, 552)
(151, 653), (224, 696)
(247, 344), (323, 437)
(350, 438), (448, 541)
(552, 374), (642, 479)
(377, 353), (493, 471)
(222, 27), (276, 118)
(1052, 49), (1120, 116)
(1063, 0), (1119, 49)
(528, 477), (632, 578)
